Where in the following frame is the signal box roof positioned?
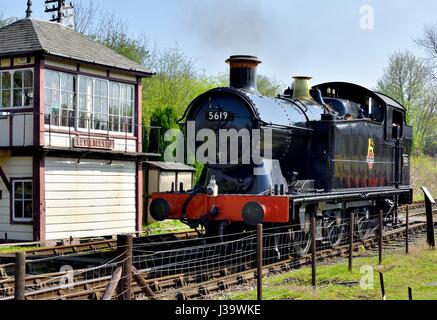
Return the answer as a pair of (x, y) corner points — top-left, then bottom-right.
(0, 18), (153, 76)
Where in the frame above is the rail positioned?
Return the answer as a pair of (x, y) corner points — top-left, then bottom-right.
(0, 207), (434, 300)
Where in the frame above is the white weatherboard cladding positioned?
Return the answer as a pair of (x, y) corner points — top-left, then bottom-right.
(0, 156), (33, 241)
(44, 157), (136, 240)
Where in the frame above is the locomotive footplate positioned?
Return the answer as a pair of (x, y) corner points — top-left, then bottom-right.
(150, 193), (290, 226)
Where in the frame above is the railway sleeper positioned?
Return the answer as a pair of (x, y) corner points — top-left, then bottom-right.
(176, 292), (187, 300)
(198, 286), (209, 296)
(153, 281), (161, 292)
(217, 280), (228, 291)
(236, 275), (248, 285)
(176, 276), (186, 287)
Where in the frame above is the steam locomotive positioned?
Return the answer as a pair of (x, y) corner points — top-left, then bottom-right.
(150, 55), (413, 254)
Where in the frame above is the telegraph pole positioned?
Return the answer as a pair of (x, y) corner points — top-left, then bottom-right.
(45, 0), (74, 26)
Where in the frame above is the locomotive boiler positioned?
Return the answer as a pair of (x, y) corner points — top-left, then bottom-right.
(150, 55), (413, 254)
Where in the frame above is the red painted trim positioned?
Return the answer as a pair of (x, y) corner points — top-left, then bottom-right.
(0, 64), (35, 71)
(0, 51), (43, 60)
(9, 177), (34, 226)
(31, 57), (46, 241)
(0, 147), (37, 153)
(34, 58), (45, 147)
(136, 79), (143, 152)
(44, 127), (138, 141)
(135, 79), (144, 233)
(0, 166), (11, 193)
(32, 155), (46, 241)
(9, 116), (13, 147)
(42, 54), (152, 78)
(136, 161), (143, 234)
(1, 107), (34, 113)
(44, 64), (139, 85)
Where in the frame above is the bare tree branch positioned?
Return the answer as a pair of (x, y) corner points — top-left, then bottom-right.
(73, 0), (100, 34)
(377, 50), (436, 154)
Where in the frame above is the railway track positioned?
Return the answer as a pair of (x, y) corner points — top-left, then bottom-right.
(0, 230), (199, 279)
(0, 201), (434, 300)
(0, 230), (197, 258)
(0, 201), (427, 259)
(0, 220), (430, 300)
(143, 221), (431, 300)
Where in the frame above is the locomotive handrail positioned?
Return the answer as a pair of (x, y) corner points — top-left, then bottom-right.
(292, 189), (410, 204)
(259, 123), (312, 132)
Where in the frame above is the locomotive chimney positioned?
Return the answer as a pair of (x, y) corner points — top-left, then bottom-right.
(226, 55), (261, 92)
(292, 76), (313, 100)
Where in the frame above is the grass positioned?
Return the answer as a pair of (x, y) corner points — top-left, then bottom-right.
(411, 155), (437, 201)
(143, 219), (190, 235)
(0, 246), (39, 254)
(224, 244), (437, 300)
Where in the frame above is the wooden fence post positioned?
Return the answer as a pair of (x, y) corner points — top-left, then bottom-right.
(379, 271), (386, 300)
(102, 267), (122, 300)
(14, 252), (26, 300)
(132, 266), (156, 299)
(379, 210), (384, 265)
(310, 211), (317, 288)
(349, 211), (354, 272)
(405, 206), (409, 255)
(256, 224), (263, 301)
(117, 234), (133, 300)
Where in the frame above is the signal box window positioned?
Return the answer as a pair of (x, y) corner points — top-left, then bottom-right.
(12, 180), (33, 223)
(0, 69), (33, 109)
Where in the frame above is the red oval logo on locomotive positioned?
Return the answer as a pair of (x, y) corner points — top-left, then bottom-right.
(367, 138), (375, 170)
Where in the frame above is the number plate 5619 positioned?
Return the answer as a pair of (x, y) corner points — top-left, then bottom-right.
(206, 111), (234, 121)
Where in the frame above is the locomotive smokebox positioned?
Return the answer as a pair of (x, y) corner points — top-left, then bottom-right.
(226, 55), (261, 92)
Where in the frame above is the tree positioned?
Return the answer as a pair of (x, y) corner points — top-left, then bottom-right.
(424, 116), (437, 156)
(73, 1), (150, 66)
(214, 72), (283, 97)
(377, 51), (436, 153)
(148, 106), (181, 159)
(72, 0), (99, 34)
(257, 74), (283, 97)
(142, 47), (218, 125)
(0, 10), (17, 28)
(415, 24), (437, 80)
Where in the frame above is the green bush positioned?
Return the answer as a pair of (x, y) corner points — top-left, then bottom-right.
(411, 155), (437, 200)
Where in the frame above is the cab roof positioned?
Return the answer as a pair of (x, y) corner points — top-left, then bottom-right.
(314, 82), (406, 111)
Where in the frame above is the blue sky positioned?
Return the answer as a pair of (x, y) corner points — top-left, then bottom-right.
(1, 0), (437, 89)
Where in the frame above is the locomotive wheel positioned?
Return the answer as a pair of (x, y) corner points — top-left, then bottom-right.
(292, 217), (311, 257)
(356, 209), (377, 240)
(327, 211), (345, 248)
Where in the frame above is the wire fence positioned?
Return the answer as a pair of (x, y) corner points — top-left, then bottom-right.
(0, 208), (435, 301)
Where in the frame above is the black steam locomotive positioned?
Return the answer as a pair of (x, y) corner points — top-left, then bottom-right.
(150, 55), (413, 254)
